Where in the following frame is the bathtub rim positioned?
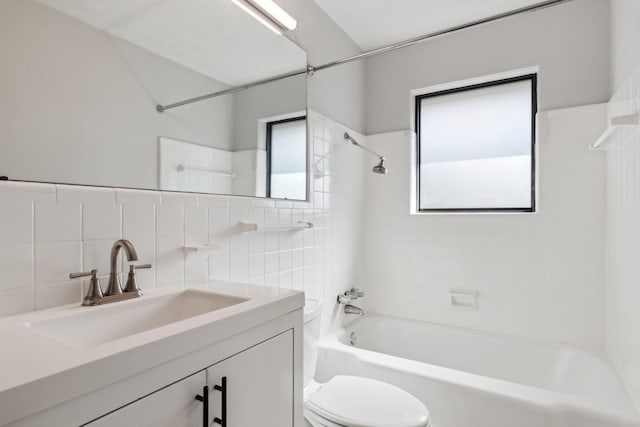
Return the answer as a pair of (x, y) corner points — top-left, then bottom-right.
(340, 313), (610, 359)
(318, 314), (640, 424)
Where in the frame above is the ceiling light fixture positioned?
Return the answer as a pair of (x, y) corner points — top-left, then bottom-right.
(231, 0), (297, 35)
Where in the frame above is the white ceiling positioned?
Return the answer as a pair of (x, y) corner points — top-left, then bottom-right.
(36, 0), (306, 86)
(313, 0), (553, 51)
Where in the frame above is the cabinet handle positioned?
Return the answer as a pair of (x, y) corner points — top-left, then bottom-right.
(213, 376), (227, 426)
(195, 385), (209, 427)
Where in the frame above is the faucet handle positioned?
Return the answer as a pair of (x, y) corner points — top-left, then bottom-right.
(349, 288), (364, 298)
(70, 269), (105, 306)
(337, 292), (352, 305)
(70, 270), (97, 279)
(132, 263), (152, 270)
(122, 263), (151, 295)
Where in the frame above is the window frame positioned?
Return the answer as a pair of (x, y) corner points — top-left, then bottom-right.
(265, 115), (307, 199)
(414, 73), (538, 213)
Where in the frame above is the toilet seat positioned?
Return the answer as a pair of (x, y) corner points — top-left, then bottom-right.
(305, 375), (430, 427)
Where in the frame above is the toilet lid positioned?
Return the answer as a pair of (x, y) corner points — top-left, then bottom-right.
(306, 375), (430, 427)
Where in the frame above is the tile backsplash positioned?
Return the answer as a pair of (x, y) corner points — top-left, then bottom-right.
(0, 112), (364, 323)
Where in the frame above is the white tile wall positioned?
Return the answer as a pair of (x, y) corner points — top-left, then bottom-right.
(83, 203), (121, 241)
(0, 245), (32, 291)
(605, 67), (640, 408)
(35, 202), (82, 242)
(0, 112), (363, 328)
(361, 104), (607, 350)
(0, 202), (33, 245)
(122, 204), (156, 238)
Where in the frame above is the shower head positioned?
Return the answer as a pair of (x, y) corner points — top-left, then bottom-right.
(343, 132), (388, 175)
(372, 158), (387, 174)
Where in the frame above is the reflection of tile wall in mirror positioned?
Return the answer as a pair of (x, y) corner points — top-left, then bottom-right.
(159, 137), (234, 196)
(0, 0), (307, 200)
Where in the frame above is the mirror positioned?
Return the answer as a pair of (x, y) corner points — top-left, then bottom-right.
(0, 0), (308, 200)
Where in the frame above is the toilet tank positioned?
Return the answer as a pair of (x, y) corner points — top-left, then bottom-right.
(304, 299), (322, 388)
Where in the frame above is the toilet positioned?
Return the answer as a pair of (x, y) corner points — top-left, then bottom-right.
(303, 299), (431, 427)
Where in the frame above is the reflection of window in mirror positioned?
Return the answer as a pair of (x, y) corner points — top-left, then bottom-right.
(266, 116), (307, 200)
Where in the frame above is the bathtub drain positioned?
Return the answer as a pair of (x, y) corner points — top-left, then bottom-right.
(349, 332), (357, 346)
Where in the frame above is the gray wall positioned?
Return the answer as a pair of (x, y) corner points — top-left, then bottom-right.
(280, 0), (365, 133)
(233, 75), (306, 151)
(610, 0), (640, 91)
(364, 0), (611, 134)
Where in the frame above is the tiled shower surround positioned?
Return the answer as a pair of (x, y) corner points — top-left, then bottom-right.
(362, 104), (608, 350)
(605, 66), (640, 407)
(0, 112), (364, 329)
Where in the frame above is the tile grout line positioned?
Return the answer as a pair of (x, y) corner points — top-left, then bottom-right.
(31, 200), (36, 311)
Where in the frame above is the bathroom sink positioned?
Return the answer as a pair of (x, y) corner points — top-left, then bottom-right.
(26, 290), (248, 348)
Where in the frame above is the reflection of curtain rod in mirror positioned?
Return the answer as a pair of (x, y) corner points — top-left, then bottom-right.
(231, 0), (297, 35)
(156, 68), (306, 112)
(176, 164), (235, 178)
(156, 0), (573, 113)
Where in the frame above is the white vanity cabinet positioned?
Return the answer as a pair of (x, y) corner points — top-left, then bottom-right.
(83, 330), (294, 427)
(207, 330), (294, 427)
(85, 372), (206, 427)
(0, 286), (303, 427)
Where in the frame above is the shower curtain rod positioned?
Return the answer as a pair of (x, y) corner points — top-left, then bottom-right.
(156, 0), (574, 113)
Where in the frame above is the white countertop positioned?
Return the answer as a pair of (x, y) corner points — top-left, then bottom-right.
(0, 281), (304, 425)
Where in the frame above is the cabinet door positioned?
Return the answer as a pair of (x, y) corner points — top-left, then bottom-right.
(207, 330), (293, 427)
(85, 371), (206, 427)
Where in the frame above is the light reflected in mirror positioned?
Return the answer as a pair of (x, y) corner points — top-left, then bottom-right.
(0, 0), (308, 200)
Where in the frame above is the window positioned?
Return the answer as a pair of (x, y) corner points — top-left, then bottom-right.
(266, 116), (307, 200)
(415, 74), (537, 212)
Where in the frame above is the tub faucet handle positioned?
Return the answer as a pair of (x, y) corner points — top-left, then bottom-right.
(337, 292), (352, 305)
(349, 288), (364, 298)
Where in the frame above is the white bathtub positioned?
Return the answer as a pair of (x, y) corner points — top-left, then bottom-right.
(315, 315), (640, 427)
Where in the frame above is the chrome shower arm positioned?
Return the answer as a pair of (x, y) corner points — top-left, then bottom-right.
(344, 133), (384, 160)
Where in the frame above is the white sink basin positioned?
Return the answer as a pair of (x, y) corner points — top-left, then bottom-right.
(26, 290), (248, 348)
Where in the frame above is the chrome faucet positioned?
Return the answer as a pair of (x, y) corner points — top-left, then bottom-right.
(71, 239), (152, 306)
(105, 239), (139, 296)
(344, 304), (365, 316)
(337, 288), (365, 316)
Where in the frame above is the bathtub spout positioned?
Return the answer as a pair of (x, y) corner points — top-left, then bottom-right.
(344, 304), (365, 316)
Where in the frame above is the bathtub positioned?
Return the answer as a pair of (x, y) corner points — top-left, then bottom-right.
(315, 315), (640, 427)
